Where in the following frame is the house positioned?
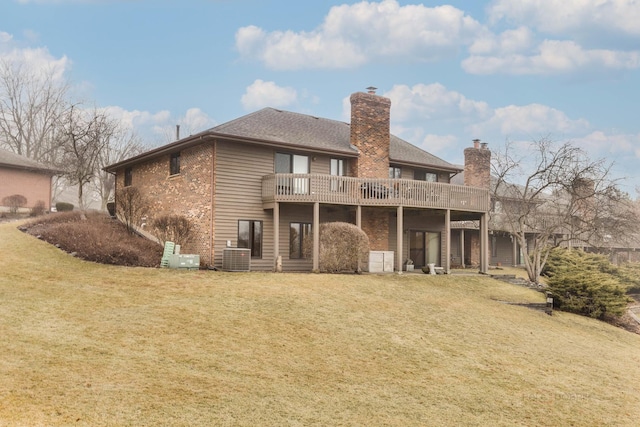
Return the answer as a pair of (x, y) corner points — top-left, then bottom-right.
(105, 89), (491, 272)
(453, 147), (640, 267)
(0, 147), (59, 214)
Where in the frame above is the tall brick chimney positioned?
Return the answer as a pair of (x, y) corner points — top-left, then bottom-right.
(350, 88), (391, 179)
(464, 139), (491, 189)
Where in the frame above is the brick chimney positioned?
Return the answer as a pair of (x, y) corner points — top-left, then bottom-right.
(464, 139), (491, 189)
(349, 88), (391, 179)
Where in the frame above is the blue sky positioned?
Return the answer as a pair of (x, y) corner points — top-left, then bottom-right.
(3, 0), (640, 195)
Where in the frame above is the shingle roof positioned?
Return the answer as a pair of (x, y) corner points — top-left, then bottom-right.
(0, 147), (60, 174)
(106, 106), (462, 173)
(210, 107), (461, 172)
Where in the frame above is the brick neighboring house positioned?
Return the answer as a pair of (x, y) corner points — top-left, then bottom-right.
(105, 90), (491, 272)
(453, 145), (640, 267)
(0, 147), (60, 213)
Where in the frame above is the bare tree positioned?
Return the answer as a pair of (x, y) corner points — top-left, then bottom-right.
(492, 138), (638, 283)
(59, 105), (118, 213)
(93, 126), (145, 211)
(0, 60), (68, 164)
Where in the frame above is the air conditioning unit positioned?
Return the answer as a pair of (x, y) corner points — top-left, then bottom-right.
(222, 248), (251, 272)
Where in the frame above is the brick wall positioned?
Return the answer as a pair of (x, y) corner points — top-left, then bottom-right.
(464, 140), (491, 189)
(115, 143), (215, 266)
(350, 91), (391, 179)
(361, 208), (390, 251)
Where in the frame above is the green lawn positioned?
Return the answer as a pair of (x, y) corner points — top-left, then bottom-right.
(1, 222), (639, 426)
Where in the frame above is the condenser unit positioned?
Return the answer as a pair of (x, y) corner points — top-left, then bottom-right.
(222, 248), (251, 272)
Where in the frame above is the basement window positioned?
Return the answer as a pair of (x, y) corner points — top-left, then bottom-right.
(290, 222), (312, 259)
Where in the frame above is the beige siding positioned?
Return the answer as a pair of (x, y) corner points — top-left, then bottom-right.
(213, 141), (276, 270)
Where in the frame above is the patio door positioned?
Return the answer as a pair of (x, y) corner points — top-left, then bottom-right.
(409, 230), (441, 268)
(275, 153), (309, 194)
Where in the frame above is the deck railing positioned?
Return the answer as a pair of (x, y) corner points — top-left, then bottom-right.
(262, 174), (490, 212)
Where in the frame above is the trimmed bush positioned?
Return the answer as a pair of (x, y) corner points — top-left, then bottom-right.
(152, 214), (194, 247)
(304, 222), (369, 273)
(544, 248), (631, 320)
(56, 202), (74, 212)
(2, 194), (27, 214)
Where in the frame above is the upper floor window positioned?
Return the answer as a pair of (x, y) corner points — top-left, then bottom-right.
(170, 152), (181, 175)
(238, 220), (262, 258)
(415, 170), (438, 182)
(124, 167), (133, 187)
(389, 166), (401, 179)
(330, 158), (346, 176)
(276, 152), (309, 194)
(275, 152), (308, 174)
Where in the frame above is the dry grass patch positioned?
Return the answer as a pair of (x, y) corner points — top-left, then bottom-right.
(1, 223), (639, 426)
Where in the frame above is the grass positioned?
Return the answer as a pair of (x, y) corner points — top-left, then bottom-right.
(1, 221), (640, 426)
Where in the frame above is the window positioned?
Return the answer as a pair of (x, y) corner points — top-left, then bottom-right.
(415, 170), (438, 182)
(330, 158), (346, 191)
(389, 166), (401, 179)
(238, 220), (262, 258)
(275, 152), (309, 194)
(124, 167), (133, 187)
(290, 222), (312, 259)
(170, 152), (181, 175)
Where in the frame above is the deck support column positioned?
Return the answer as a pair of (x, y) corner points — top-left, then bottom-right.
(444, 209), (451, 274)
(273, 202), (280, 272)
(460, 229), (466, 269)
(356, 205), (362, 229)
(480, 213), (489, 273)
(397, 205), (403, 273)
(313, 202), (320, 272)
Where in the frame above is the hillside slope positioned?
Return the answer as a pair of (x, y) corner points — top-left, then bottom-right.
(1, 222), (639, 426)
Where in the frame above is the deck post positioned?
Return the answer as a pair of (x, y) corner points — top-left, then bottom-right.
(356, 205), (362, 229)
(273, 202), (280, 272)
(480, 213), (489, 273)
(444, 209), (451, 273)
(313, 202), (320, 272)
(397, 205), (403, 273)
(460, 229), (466, 269)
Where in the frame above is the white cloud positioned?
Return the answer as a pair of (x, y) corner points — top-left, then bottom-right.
(463, 39), (640, 75)
(468, 26), (534, 55)
(471, 103), (590, 136)
(241, 79), (297, 110)
(383, 83), (491, 122)
(236, 0), (483, 70)
(488, 0), (640, 42)
(420, 134), (459, 155)
(100, 106), (216, 147)
(0, 31), (70, 82)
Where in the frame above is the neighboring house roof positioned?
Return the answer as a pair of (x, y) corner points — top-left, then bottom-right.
(105, 107), (461, 174)
(0, 147), (61, 175)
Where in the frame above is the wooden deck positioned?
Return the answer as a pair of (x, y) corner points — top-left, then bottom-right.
(262, 174), (490, 212)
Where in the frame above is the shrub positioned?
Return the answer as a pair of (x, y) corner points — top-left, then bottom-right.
(544, 248), (631, 320)
(303, 222), (369, 273)
(152, 214), (194, 247)
(2, 194), (27, 214)
(56, 202), (74, 212)
(30, 200), (46, 217)
(115, 186), (147, 234)
(23, 212), (163, 267)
